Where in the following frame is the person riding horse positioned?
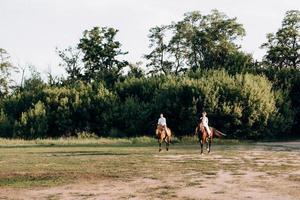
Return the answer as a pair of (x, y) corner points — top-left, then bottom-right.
(156, 113), (172, 151)
(199, 111), (212, 138)
(195, 111), (226, 154)
(157, 113), (167, 132)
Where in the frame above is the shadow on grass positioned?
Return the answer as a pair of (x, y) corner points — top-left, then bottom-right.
(0, 173), (65, 188)
(0, 143), (156, 149)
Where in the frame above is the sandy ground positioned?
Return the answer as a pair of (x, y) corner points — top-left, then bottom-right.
(1, 142), (300, 200)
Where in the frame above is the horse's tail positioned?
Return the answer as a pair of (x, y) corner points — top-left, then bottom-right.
(213, 128), (226, 138)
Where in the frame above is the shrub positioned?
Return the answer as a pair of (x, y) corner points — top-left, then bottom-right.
(0, 109), (13, 138)
(14, 101), (48, 139)
(76, 131), (98, 139)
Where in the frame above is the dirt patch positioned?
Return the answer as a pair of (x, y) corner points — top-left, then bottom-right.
(2, 170), (300, 200)
(1, 142), (300, 200)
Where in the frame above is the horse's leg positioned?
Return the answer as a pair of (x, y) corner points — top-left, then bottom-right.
(200, 139), (203, 155)
(166, 138), (169, 151)
(206, 139), (209, 152)
(158, 139), (162, 152)
(208, 138), (211, 153)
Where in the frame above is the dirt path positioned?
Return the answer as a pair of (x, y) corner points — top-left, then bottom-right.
(1, 142), (300, 200)
(2, 167), (299, 200)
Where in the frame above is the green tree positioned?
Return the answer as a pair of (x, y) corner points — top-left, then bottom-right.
(261, 10), (300, 69)
(0, 48), (14, 97)
(144, 25), (173, 75)
(56, 46), (83, 82)
(144, 10), (252, 75)
(167, 22), (189, 75)
(126, 62), (145, 78)
(78, 27), (128, 86)
(181, 10), (247, 71)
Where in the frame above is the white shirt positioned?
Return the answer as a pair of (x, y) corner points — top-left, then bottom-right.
(201, 116), (209, 126)
(158, 117), (166, 126)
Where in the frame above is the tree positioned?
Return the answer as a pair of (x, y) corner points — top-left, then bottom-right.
(56, 46), (83, 82)
(261, 10), (300, 69)
(0, 48), (14, 96)
(126, 62), (145, 78)
(181, 10), (246, 71)
(144, 10), (251, 75)
(167, 22), (189, 75)
(144, 25), (173, 75)
(78, 27), (128, 86)
(21, 65), (46, 92)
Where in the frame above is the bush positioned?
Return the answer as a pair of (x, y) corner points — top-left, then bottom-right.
(253, 67), (300, 137)
(76, 131), (98, 139)
(0, 69), (295, 140)
(112, 97), (152, 137)
(153, 70), (293, 139)
(113, 70), (293, 139)
(0, 109), (13, 138)
(43, 81), (116, 137)
(14, 101), (48, 139)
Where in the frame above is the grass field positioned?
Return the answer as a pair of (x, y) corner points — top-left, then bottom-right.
(0, 137), (300, 200)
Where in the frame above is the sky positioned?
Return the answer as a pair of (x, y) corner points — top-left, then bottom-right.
(1, 0), (299, 82)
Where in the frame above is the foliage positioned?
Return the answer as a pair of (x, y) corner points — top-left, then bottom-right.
(144, 10), (253, 75)
(252, 67), (300, 136)
(14, 101), (48, 139)
(144, 25), (174, 75)
(78, 27), (129, 86)
(1, 10), (299, 140)
(261, 10), (300, 69)
(76, 131), (98, 139)
(0, 48), (15, 97)
(126, 62), (145, 79)
(114, 70), (293, 139)
(56, 46), (83, 82)
(0, 109), (13, 137)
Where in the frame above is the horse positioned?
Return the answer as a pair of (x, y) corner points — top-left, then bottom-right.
(195, 122), (226, 154)
(156, 125), (172, 152)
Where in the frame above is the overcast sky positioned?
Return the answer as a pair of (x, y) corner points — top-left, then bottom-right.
(1, 0), (299, 81)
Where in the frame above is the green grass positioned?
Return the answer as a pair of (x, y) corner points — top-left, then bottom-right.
(0, 173), (65, 188)
(0, 137), (299, 190)
(0, 136), (245, 147)
(0, 136), (157, 147)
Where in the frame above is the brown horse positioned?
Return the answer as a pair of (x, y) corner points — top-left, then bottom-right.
(156, 125), (172, 152)
(195, 122), (226, 154)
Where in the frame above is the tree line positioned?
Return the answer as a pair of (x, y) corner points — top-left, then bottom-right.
(0, 10), (299, 140)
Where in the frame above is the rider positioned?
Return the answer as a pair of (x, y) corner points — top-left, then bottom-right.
(157, 113), (167, 132)
(200, 111), (212, 138)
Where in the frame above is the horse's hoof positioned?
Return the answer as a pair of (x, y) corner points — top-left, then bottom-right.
(166, 149), (169, 151)
(159, 149), (161, 152)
